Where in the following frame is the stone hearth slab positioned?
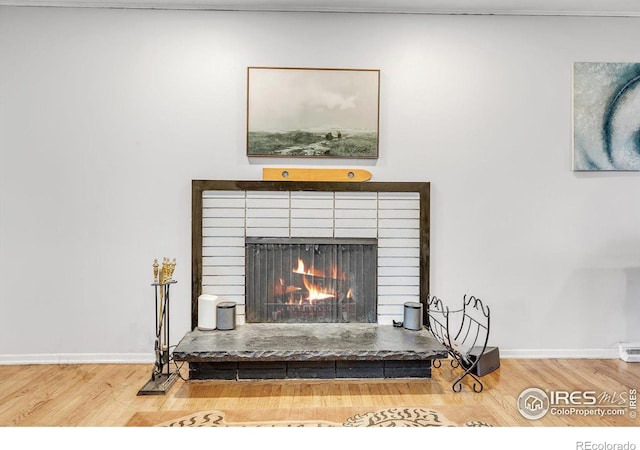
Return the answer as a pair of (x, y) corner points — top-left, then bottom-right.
(173, 323), (447, 362)
(173, 324), (448, 379)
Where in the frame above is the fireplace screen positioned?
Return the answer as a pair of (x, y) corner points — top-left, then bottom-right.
(245, 238), (377, 323)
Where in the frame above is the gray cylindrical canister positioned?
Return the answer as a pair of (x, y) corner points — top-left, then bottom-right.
(216, 302), (236, 330)
(403, 302), (423, 330)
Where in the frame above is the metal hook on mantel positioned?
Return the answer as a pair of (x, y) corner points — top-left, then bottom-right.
(262, 168), (372, 182)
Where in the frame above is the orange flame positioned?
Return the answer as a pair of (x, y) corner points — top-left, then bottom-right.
(303, 277), (335, 302)
(293, 258), (325, 277)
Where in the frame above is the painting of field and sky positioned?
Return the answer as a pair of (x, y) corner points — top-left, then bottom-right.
(247, 67), (380, 158)
(573, 62), (640, 171)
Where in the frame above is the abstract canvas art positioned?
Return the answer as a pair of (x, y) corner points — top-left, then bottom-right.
(573, 62), (640, 171)
(247, 67), (380, 159)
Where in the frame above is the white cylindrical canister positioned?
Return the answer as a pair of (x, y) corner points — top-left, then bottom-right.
(198, 294), (219, 330)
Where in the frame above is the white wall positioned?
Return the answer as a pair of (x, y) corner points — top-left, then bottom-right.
(1, 6), (639, 362)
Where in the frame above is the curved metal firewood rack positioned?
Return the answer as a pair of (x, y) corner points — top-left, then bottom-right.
(426, 294), (491, 393)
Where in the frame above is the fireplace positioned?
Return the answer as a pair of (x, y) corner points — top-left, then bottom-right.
(190, 180), (430, 328)
(245, 238), (377, 323)
(174, 180), (444, 380)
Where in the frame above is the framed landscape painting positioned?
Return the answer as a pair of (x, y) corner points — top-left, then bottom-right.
(247, 67), (380, 158)
(573, 62), (640, 171)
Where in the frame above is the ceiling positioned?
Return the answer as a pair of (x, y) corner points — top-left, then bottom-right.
(3, 0), (640, 16)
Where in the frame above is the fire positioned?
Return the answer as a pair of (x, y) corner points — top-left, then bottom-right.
(293, 259), (337, 302)
(293, 259), (325, 277)
(303, 276), (335, 302)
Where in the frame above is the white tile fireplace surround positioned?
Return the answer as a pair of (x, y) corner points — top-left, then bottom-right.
(192, 181), (430, 327)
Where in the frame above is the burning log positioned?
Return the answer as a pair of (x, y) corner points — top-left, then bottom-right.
(292, 259), (346, 280)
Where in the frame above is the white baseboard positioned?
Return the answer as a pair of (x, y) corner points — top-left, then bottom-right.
(500, 348), (619, 359)
(0, 349), (623, 364)
(0, 353), (155, 365)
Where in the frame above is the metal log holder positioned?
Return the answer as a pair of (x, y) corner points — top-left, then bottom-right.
(426, 294), (491, 393)
(137, 259), (179, 395)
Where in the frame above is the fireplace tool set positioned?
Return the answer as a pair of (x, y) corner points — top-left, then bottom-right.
(426, 294), (493, 392)
(137, 258), (180, 395)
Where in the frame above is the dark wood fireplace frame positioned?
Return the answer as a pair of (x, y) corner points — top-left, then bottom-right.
(191, 180), (430, 329)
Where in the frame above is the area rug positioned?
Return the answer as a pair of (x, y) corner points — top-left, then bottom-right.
(127, 406), (495, 427)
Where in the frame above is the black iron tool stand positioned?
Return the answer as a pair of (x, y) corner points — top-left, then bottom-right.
(137, 279), (179, 395)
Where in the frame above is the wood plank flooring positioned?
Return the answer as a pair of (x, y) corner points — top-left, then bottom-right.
(0, 358), (638, 427)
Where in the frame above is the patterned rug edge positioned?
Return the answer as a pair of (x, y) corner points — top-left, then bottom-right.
(143, 407), (494, 427)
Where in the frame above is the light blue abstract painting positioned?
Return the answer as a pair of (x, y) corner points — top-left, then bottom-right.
(573, 62), (640, 171)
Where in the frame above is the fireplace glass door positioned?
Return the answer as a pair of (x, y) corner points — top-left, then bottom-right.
(245, 238), (377, 323)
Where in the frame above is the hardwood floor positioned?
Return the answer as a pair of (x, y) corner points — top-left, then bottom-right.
(0, 358), (638, 427)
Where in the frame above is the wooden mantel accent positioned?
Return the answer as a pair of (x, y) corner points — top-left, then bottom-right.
(262, 168), (372, 182)
(191, 180), (431, 329)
